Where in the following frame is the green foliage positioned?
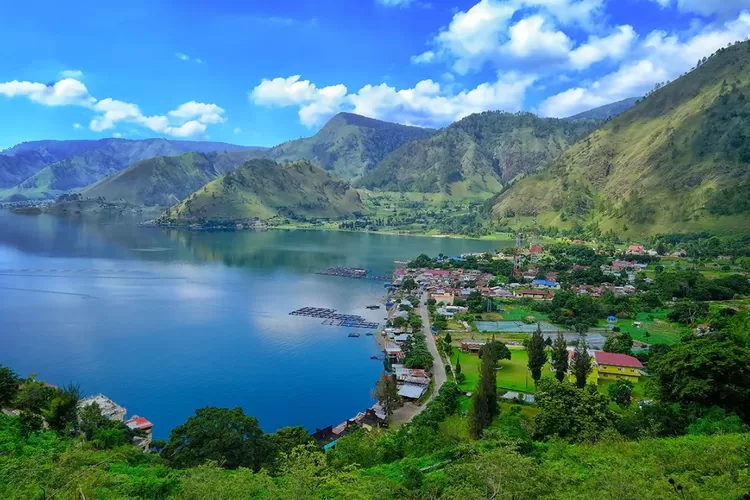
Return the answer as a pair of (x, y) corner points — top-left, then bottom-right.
(550, 331), (569, 382)
(603, 332), (634, 354)
(572, 340), (593, 389)
(42, 383), (80, 432)
(527, 323), (547, 383)
(478, 341), (512, 363)
(534, 379), (617, 442)
(162, 406), (271, 471)
(469, 345), (500, 438)
(403, 333), (433, 369)
(608, 379), (635, 407)
(687, 406), (747, 435)
(650, 338), (750, 421)
(668, 300), (710, 325)
(373, 372), (400, 417)
(0, 365), (19, 408)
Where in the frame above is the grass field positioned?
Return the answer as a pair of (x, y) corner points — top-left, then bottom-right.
(597, 309), (687, 345)
(455, 347), (538, 393)
(496, 303), (550, 322)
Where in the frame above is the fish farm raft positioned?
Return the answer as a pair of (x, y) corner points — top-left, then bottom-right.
(289, 307), (379, 329)
(316, 267), (389, 281)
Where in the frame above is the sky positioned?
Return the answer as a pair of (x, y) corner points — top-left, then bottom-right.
(2, 0), (750, 149)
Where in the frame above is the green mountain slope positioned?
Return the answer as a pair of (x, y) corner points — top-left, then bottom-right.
(164, 159), (363, 222)
(0, 138), (261, 201)
(82, 150), (263, 207)
(267, 112), (435, 180)
(0, 151), (51, 191)
(566, 97), (640, 121)
(492, 40), (750, 236)
(358, 111), (599, 197)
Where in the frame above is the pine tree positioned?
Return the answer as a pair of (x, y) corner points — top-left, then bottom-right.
(469, 342), (499, 438)
(572, 339), (593, 389)
(455, 353), (461, 374)
(527, 323), (547, 383)
(551, 331), (569, 382)
(372, 372), (399, 417)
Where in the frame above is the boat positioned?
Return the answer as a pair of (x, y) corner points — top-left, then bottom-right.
(348, 332), (361, 338)
(366, 305), (381, 310)
(365, 332), (374, 336)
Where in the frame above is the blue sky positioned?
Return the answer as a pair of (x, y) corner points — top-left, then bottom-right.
(2, 0), (750, 149)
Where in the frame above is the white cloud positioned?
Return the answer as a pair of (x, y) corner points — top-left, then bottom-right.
(569, 25), (637, 70)
(59, 69), (84, 79)
(112, 132), (122, 138)
(195, 58), (204, 64)
(506, 15), (571, 60)
(655, 0), (750, 17)
(540, 12), (750, 117)
(233, 127), (242, 134)
(168, 101), (226, 124)
(1, 76), (225, 139)
(250, 75), (348, 126)
(0, 78), (94, 106)
(251, 73), (536, 128)
(411, 51), (436, 64)
(175, 52), (190, 61)
(376, 0), (422, 6)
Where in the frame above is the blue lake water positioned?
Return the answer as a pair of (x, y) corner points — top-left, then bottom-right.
(0, 211), (505, 439)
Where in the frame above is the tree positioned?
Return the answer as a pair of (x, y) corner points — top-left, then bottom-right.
(534, 379), (617, 442)
(650, 338), (750, 421)
(43, 383), (81, 432)
(527, 323), (547, 383)
(400, 277), (418, 292)
(668, 300), (709, 325)
(469, 341), (499, 438)
(0, 365), (19, 408)
(551, 331), (569, 382)
(14, 375), (53, 414)
(162, 407), (271, 470)
(608, 379), (634, 407)
(455, 353), (461, 375)
(479, 341), (511, 363)
(79, 401), (111, 440)
(603, 332), (634, 354)
(372, 372), (400, 418)
(572, 340), (592, 389)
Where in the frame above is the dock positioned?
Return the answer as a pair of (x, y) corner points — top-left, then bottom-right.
(316, 267), (389, 281)
(289, 307), (379, 330)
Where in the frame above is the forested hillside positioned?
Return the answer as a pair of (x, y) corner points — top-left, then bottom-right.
(268, 112), (435, 181)
(493, 40), (750, 237)
(359, 111), (599, 196)
(163, 159), (363, 222)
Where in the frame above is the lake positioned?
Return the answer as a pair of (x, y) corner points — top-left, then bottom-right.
(0, 211), (504, 439)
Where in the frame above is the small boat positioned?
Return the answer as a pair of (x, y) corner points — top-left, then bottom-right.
(365, 332), (374, 336)
(370, 356), (380, 360)
(348, 332), (361, 338)
(366, 305), (381, 310)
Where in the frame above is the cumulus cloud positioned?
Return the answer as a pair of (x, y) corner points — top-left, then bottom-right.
(175, 52), (190, 61)
(0, 78), (94, 106)
(233, 127), (242, 134)
(112, 132), (122, 138)
(568, 25), (637, 70)
(655, 0), (750, 17)
(1, 77), (225, 138)
(251, 73), (535, 128)
(540, 12), (750, 117)
(420, 0), (618, 74)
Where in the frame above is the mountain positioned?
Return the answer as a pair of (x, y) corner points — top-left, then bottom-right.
(0, 138), (262, 201)
(492, 40), (750, 236)
(266, 112), (435, 181)
(164, 159), (363, 222)
(566, 97), (640, 121)
(82, 150), (265, 207)
(358, 111), (599, 196)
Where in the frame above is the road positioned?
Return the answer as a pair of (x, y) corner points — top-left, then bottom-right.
(389, 291), (446, 426)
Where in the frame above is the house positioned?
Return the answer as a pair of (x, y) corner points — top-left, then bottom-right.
(513, 289), (554, 300)
(398, 384), (427, 400)
(626, 245), (645, 255)
(430, 291), (455, 305)
(125, 416), (154, 450)
(593, 351), (643, 382)
(78, 394), (126, 422)
(607, 315), (617, 324)
(459, 340), (486, 353)
(532, 279), (560, 290)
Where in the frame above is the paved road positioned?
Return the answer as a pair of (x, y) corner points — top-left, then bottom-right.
(389, 291), (446, 426)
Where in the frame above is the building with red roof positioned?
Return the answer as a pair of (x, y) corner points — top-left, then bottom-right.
(594, 351), (643, 382)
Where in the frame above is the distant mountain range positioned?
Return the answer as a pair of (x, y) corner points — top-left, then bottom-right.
(0, 138), (263, 201)
(164, 159), (363, 222)
(565, 97), (640, 121)
(358, 111), (599, 196)
(492, 40), (750, 236)
(266, 112), (435, 181)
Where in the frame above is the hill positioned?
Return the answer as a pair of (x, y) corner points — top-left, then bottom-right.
(82, 150), (264, 207)
(164, 159), (363, 222)
(566, 97), (640, 121)
(267, 112), (435, 181)
(492, 40), (750, 236)
(358, 111), (599, 196)
(0, 138), (261, 201)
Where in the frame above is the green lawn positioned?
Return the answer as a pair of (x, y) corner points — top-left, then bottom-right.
(454, 347), (540, 394)
(598, 309), (688, 345)
(495, 303), (550, 322)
